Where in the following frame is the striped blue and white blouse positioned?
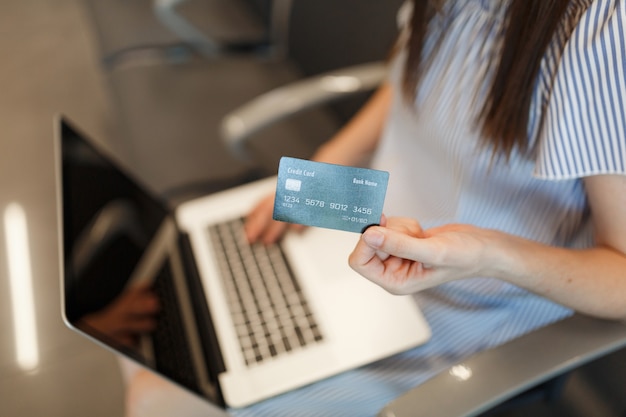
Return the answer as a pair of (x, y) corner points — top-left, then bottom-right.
(230, 1), (626, 416)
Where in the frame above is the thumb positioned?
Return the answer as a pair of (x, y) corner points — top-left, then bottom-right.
(363, 226), (436, 264)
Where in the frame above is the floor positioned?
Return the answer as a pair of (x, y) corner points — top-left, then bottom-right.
(0, 1), (127, 416)
(0, 1), (625, 417)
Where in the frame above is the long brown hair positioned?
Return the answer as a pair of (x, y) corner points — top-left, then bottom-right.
(403, 0), (571, 158)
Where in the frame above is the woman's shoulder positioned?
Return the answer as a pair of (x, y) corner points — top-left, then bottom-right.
(534, 0), (625, 180)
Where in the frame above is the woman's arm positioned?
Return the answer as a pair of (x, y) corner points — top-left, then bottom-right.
(349, 174), (626, 320)
(311, 82), (392, 166)
(498, 174), (626, 318)
(245, 83), (393, 244)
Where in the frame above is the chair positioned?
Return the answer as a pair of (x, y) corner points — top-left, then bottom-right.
(79, 0), (308, 198)
(221, 61), (387, 161)
(220, 63), (626, 416)
(80, 0), (404, 199)
(81, 0), (275, 69)
(153, 0), (292, 59)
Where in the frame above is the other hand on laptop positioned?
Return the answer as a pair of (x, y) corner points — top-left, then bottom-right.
(244, 192), (304, 244)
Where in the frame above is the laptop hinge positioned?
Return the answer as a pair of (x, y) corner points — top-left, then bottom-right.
(178, 232), (227, 406)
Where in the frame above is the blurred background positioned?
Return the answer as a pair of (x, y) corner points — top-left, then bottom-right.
(0, 1), (624, 416)
(0, 1), (401, 415)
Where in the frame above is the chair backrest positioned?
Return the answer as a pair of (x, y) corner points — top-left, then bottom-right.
(82, 0), (269, 69)
(287, 1), (403, 74)
(285, 0), (405, 121)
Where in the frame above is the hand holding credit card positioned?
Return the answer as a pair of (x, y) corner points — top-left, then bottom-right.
(273, 157), (389, 233)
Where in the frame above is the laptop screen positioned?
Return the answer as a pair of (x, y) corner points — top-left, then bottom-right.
(59, 119), (222, 403)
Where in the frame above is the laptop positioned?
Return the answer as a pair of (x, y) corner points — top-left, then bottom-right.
(55, 115), (431, 408)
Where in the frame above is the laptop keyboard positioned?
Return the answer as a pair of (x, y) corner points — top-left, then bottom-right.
(207, 218), (323, 366)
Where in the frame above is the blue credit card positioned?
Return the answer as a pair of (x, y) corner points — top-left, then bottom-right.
(273, 157), (389, 233)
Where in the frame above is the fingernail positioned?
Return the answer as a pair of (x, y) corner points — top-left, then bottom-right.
(363, 228), (384, 247)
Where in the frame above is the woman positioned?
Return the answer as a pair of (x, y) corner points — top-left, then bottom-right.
(242, 0), (626, 415)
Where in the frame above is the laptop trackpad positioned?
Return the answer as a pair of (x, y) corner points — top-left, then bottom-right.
(283, 227), (369, 287)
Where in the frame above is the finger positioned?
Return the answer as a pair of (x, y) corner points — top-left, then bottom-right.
(289, 223), (306, 234)
(245, 212), (271, 243)
(123, 316), (159, 333)
(261, 220), (290, 245)
(114, 334), (139, 348)
(118, 287), (160, 314)
(362, 227), (438, 265)
(244, 195), (275, 243)
(129, 293), (161, 315)
(384, 217), (423, 237)
(360, 225), (391, 261)
(348, 233), (387, 277)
